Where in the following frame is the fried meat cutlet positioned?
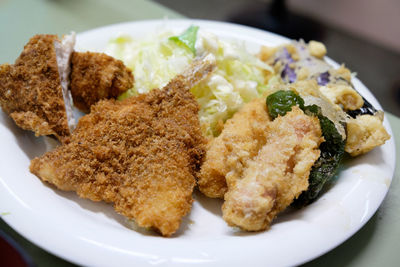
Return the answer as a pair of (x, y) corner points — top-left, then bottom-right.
(30, 55), (216, 236)
(70, 51), (134, 113)
(222, 107), (323, 231)
(0, 34), (75, 142)
(197, 98), (271, 198)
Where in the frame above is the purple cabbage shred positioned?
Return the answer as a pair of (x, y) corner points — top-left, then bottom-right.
(317, 71), (330, 86)
(281, 64), (297, 83)
(282, 47), (295, 63)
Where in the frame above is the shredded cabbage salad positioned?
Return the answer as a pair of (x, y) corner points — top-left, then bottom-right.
(105, 26), (273, 137)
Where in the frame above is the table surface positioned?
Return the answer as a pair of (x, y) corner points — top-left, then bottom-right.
(0, 0), (398, 266)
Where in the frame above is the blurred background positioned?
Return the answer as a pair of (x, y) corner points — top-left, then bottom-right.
(155, 0), (400, 117)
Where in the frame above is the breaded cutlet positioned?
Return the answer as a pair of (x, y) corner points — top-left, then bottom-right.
(0, 34), (75, 142)
(70, 51), (134, 113)
(30, 55), (216, 236)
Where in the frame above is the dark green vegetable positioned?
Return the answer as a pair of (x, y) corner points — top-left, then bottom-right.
(265, 90), (346, 206)
(169, 25), (199, 54)
(266, 90), (304, 119)
(293, 105), (345, 207)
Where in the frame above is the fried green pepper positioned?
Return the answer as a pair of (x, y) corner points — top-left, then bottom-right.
(266, 90), (346, 206)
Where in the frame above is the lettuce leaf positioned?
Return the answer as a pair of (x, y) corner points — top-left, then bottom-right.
(169, 25), (199, 54)
(106, 27), (273, 137)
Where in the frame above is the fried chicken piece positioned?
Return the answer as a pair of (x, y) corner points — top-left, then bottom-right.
(30, 55), (216, 236)
(0, 34), (75, 142)
(222, 107), (323, 231)
(198, 98), (271, 198)
(70, 51), (134, 113)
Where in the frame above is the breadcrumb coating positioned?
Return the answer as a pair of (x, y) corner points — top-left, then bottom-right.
(70, 51), (134, 112)
(30, 57), (215, 236)
(0, 35), (72, 141)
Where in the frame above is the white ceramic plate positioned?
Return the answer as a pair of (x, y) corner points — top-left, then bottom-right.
(0, 20), (396, 267)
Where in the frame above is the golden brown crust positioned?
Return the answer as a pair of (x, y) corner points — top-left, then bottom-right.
(345, 114), (391, 156)
(198, 98), (270, 198)
(10, 111), (55, 136)
(70, 52), (134, 112)
(30, 73), (206, 237)
(222, 107), (323, 231)
(0, 34), (70, 140)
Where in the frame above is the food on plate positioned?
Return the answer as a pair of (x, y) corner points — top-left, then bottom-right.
(345, 114), (391, 156)
(106, 26), (273, 137)
(198, 98), (270, 198)
(0, 34), (75, 142)
(345, 107), (390, 156)
(0, 25), (392, 236)
(259, 40), (390, 156)
(222, 106), (323, 231)
(0, 33), (134, 142)
(30, 55), (215, 236)
(70, 51), (134, 113)
(198, 84), (342, 228)
(197, 35), (391, 226)
(265, 89), (346, 206)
